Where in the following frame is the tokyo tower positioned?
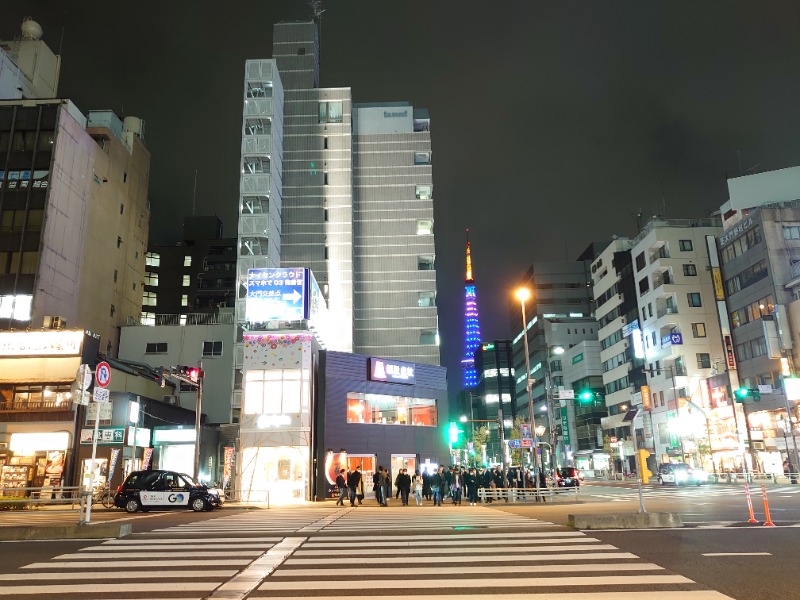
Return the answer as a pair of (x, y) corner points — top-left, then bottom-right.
(461, 230), (482, 388)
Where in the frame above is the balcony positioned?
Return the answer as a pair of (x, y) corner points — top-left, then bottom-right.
(656, 306), (679, 318)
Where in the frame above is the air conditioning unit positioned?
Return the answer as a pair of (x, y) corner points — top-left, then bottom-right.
(752, 441), (766, 451)
(43, 316), (66, 329)
(162, 395), (179, 405)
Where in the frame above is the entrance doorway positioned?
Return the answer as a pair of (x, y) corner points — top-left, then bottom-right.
(347, 454), (375, 500)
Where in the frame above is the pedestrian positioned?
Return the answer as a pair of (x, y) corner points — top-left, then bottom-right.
(451, 467), (463, 505)
(412, 470), (423, 506)
(465, 467), (479, 505)
(539, 469), (548, 503)
(378, 467), (389, 506)
(399, 469), (411, 506)
(347, 465), (362, 507)
(395, 469), (403, 500)
(356, 466), (365, 504)
(430, 466), (444, 506)
(335, 469), (347, 506)
(482, 467), (493, 503)
(373, 468), (383, 505)
(422, 471), (432, 500)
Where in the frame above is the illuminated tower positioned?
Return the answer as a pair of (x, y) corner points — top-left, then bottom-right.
(461, 230), (482, 387)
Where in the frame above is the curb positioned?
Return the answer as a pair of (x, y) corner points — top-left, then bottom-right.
(0, 522), (132, 541)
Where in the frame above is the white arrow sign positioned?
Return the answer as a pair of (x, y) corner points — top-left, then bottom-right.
(282, 289), (302, 304)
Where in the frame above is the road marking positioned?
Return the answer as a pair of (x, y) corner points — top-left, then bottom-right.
(0, 582), (213, 595)
(272, 563), (665, 577)
(292, 543), (617, 556)
(54, 550), (262, 559)
(302, 536), (602, 548)
(702, 552), (772, 557)
(0, 570), (238, 581)
(258, 574), (693, 591)
(245, 594), (733, 600)
(209, 536), (305, 599)
(286, 552), (641, 565)
(23, 559), (252, 569)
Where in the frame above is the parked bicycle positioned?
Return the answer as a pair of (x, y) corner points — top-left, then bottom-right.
(91, 485), (115, 509)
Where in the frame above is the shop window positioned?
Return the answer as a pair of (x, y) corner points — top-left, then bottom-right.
(346, 392), (437, 426)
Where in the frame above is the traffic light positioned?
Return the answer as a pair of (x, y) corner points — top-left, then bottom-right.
(735, 388), (761, 402)
(579, 390), (597, 404)
(638, 449), (652, 484)
(175, 366), (204, 383)
(448, 421), (462, 445)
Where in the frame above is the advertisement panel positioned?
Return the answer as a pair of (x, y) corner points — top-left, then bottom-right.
(246, 268), (308, 322)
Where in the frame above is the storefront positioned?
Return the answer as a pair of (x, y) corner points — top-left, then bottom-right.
(315, 351), (448, 501)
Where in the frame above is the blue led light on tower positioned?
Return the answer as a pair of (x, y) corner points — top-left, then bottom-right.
(461, 231), (482, 388)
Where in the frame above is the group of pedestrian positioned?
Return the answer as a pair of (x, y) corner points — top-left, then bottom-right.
(336, 464), (550, 507)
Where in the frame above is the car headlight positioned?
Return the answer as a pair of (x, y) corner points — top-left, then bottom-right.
(675, 471), (688, 481)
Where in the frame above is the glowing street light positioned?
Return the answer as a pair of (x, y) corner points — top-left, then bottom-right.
(515, 287), (544, 479)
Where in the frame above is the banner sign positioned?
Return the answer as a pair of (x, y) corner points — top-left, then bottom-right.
(223, 447), (235, 489)
(108, 448), (121, 483)
(142, 447), (154, 470)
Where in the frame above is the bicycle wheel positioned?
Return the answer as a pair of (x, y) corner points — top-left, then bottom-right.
(101, 492), (115, 509)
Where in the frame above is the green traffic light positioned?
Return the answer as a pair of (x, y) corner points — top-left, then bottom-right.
(735, 388), (749, 398)
(580, 391), (593, 402)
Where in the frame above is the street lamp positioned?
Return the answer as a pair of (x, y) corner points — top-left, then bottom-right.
(515, 287), (543, 481)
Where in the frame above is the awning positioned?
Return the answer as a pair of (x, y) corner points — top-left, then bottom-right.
(601, 413), (629, 430)
(0, 377), (75, 384)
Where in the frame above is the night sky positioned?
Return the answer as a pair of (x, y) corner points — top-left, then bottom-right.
(5, 1), (800, 396)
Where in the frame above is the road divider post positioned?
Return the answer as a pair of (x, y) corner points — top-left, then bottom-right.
(743, 483), (758, 524)
(761, 484), (775, 527)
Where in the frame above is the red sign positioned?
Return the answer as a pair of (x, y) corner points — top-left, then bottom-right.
(95, 361), (111, 388)
(610, 436), (618, 444)
(724, 335), (737, 370)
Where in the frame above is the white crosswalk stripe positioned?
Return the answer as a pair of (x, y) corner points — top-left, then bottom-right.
(248, 528), (733, 599)
(0, 507), (735, 598)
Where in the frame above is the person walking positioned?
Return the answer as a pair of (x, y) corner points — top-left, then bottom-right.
(373, 468), (383, 506)
(347, 465), (362, 507)
(538, 469), (548, 503)
(430, 466), (444, 506)
(465, 467), (479, 505)
(482, 467), (493, 504)
(451, 467), (463, 505)
(335, 469), (347, 506)
(378, 467), (389, 506)
(399, 469), (411, 506)
(422, 471), (432, 501)
(412, 470), (423, 506)
(355, 466), (365, 504)
(395, 470), (403, 500)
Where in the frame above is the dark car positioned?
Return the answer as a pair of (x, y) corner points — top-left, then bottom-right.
(114, 469), (221, 513)
(554, 467), (581, 488)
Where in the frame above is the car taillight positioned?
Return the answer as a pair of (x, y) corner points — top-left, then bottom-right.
(116, 485), (123, 494)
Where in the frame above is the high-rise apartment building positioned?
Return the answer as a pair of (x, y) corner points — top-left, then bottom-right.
(631, 217), (724, 463)
(352, 103), (439, 364)
(272, 22), (354, 352)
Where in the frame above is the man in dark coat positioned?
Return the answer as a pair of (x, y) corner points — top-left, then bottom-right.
(346, 466), (362, 507)
(335, 469), (347, 506)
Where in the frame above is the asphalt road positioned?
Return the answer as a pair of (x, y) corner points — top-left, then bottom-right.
(0, 485), (795, 599)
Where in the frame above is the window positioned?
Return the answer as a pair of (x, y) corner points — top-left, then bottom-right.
(415, 185), (432, 199)
(419, 330), (437, 345)
(725, 259), (769, 296)
(323, 172), (329, 185)
(346, 392), (437, 426)
(416, 219), (433, 235)
(297, 47), (306, 55)
(692, 322), (707, 337)
(635, 252), (646, 271)
(783, 225), (800, 240)
(145, 342), (168, 354)
(674, 356), (687, 376)
(243, 369), (307, 415)
(142, 291), (157, 306)
(145, 272), (159, 286)
(414, 151), (431, 165)
(140, 312), (155, 326)
(679, 240), (693, 251)
(145, 252), (160, 267)
(117, 236), (122, 248)
(697, 353), (711, 369)
(181, 294), (189, 307)
(240, 237), (268, 256)
(730, 295), (775, 329)
(323, 137), (328, 149)
(123, 172), (127, 183)
(418, 291), (436, 307)
(184, 256), (192, 267)
(182, 275), (191, 287)
(638, 277), (650, 295)
(687, 292), (702, 307)
(324, 209), (329, 222)
(683, 264), (697, 276)
(203, 341), (223, 357)
(417, 255), (435, 270)
(242, 197), (267, 215)
(318, 101), (343, 123)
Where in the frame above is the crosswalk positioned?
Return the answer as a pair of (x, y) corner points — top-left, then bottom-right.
(0, 506), (735, 599)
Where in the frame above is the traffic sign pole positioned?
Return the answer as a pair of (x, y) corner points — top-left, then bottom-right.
(85, 363), (110, 525)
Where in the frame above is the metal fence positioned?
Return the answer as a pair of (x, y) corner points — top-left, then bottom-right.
(477, 487), (580, 502)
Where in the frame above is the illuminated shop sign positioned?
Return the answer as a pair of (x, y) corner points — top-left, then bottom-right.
(0, 330), (83, 356)
(246, 268), (308, 322)
(9, 431), (70, 452)
(256, 414), (293, 428)
(369, 358), (415, 384)
(152, 428), (195, 444)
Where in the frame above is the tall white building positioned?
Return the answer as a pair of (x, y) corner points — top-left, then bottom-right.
(631, 217), (724, 462)
(352, 103), (439, 364)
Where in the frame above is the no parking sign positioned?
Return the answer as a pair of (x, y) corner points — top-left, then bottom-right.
(95, 361), (111, 388)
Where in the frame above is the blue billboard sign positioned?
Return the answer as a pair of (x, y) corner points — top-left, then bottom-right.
(246, 268), (308, 322)
(661, 332), (683, 347)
